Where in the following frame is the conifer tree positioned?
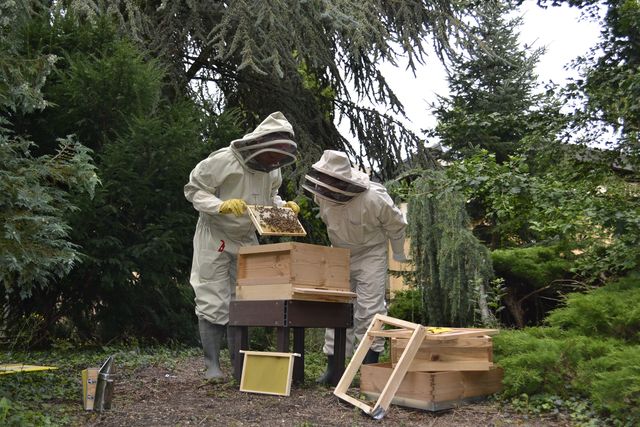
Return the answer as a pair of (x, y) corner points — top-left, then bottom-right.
(432, 0), (544, 163)
(57, 0), (489, 181)
(1, 0), (98, 332)
(406, 169), (495, 326)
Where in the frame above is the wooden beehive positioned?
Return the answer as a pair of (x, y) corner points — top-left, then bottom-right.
(236, 242), (355, 302)
(360, 363), (504, 412)
(390, 335), (495, 372)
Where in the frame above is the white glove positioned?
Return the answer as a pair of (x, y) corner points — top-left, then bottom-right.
(392, 252), (409, 263)
(390, 237), (408, 263)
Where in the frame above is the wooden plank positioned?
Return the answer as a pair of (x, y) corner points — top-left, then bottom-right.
(237, 276), (293, 286)
(238, 274), (351, 289)
(391, 335), (494, 372)
(393, 336), (493, 349)
(423, 329), (499, 341)
(462, 368), (504, 397)
(376, 314), (426, 330)
(369, 329), (413, 338)
(237, 251), (292, 284)
(292, 287), (356, 298)
(237, 284), (353, 303)
(407, 360), (494, 372)
(289, 244), (350, 288)
(361, 392), (461, 412)
(361, 363), (435, 402)
(239, 242), (295, 254)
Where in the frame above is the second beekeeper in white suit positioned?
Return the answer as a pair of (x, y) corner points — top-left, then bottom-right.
(302, 150), (408, 384)
(185, 111), (299, 380)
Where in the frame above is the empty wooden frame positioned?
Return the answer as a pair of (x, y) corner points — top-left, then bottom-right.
(333, 314), (427, 419)
(239, 351), (300, 396)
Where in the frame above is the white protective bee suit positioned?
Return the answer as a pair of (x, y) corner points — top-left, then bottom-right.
(303, 150), (408, 360)
(185, 111), (297, 379)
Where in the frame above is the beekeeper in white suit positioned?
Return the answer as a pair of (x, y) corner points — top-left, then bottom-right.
(302, 150), (408, 384)
(185, 111), (299, 380)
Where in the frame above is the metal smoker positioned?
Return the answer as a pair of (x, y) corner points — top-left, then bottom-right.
(94, 355), (115, 411)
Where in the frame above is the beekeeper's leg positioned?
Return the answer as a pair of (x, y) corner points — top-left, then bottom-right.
(317, 326), (356, 384)
(190, 226), (234, 380)
(198, 318), (225, 379)
(351, 245), (388, 364)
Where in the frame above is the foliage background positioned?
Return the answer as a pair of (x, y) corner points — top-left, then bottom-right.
(1, 0), (640, 424)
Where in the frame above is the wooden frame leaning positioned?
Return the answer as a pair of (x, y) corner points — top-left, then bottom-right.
(333, 314), (427, 420)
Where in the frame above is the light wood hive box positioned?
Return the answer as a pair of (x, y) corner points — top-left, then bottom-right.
(390, 335), (495, 372)
(360, 363), (504, 411)
(236, 242), (355, 302)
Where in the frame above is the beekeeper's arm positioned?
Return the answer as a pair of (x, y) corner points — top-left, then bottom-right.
(184, 155), (247, 216)
(376, 191), (409, 262)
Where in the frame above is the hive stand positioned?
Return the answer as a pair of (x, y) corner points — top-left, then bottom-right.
(229, 300), (353, 386)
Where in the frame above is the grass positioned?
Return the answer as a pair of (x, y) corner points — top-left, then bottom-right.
(0, 344), (200, 426)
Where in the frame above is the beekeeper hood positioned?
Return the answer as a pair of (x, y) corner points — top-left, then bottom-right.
(231, 111), (297, 172)
(303, 150), (369, 204)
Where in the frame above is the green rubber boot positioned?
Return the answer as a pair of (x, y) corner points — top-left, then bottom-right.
(198, 318), (225, 380)
(316, 355), (335, 385)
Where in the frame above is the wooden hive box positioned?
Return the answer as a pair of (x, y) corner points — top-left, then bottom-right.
(390, 335), (495, 372)
(360, 363), (504, 412)
(236, 242), (354, 303)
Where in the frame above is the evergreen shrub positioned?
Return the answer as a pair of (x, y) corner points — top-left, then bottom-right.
(492, 245), (574, 290)
(574, 346), (640, 423)
(546, 274), (640, 343)
(491, 244), (575, 326)
(387, 287), (429, 325)
(494, 274), (640, 423)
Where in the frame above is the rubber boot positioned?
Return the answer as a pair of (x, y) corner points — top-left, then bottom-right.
(198, 318), (225, 380)
(316, 355), (335, 385)
(363, 349), (380, 365)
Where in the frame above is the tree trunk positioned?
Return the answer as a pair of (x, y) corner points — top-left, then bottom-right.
(504, 289), (525, 328)
(476, 277), (493, 325)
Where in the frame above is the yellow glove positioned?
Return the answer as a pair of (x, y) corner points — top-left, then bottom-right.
(219, 199), (247, 216)
(427, 327), (452, 334)
(284, 201), (300, 215)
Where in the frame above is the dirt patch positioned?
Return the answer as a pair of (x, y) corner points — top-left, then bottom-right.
(78, 356), (573, 426)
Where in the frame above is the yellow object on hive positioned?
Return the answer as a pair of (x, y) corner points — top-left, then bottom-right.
(426, 327), (453, 334)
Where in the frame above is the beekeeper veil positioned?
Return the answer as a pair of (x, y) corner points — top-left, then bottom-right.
(303, 150), (369, 204)
(231, 112), (297, 172)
